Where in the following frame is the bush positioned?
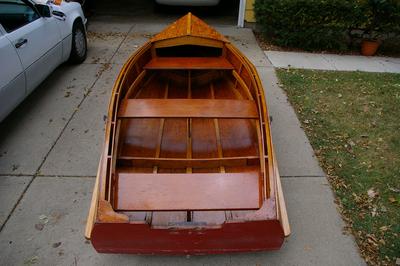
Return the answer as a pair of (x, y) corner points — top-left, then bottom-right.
(254, 0), (363, 51)
(357, 0), (400, 39)
(255, 0), (400, 51)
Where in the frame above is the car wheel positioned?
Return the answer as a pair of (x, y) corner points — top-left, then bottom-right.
(69, 20), (87, 64)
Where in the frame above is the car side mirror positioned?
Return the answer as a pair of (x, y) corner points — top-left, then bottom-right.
(35, 4), (51, 17)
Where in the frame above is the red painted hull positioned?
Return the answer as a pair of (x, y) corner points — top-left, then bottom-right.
(91, 220), (284, 254)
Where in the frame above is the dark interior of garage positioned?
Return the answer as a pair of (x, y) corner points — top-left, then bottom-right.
(85, 0), (240, 25)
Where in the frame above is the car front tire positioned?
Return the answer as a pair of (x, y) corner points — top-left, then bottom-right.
(69, 20), (87, 64)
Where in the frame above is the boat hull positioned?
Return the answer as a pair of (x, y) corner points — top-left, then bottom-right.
(91, 220), (284, 254)
(85, 13), (290, 254)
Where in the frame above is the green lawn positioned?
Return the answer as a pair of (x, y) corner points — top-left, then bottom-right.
(276, 69), (400, 265)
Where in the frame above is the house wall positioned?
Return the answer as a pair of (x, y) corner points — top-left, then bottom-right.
(244, 0), (255, 23)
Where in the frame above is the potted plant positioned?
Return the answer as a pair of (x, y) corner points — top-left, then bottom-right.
(359, 0), (399, 56)
(360, 34), (381, 56)
(359, 0), (383, 56)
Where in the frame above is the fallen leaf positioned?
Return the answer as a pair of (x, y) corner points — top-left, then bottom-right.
(39, 215), (49, 224)
(389, 187), (400, 193)
(367, 188), (378, 199)
(24, 255), (38, 265)
(52, 242), (61, 248)
(388, 197), (397, 203)
(379, 226), (389, 232)
(371, 207), (377, 217)
(34, 224), (44, 231)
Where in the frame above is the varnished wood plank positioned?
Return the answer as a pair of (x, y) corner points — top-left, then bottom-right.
(118, 156), (260, 168)
(115, 172), (261, 211)
(144, 57), (233, 70)
(118, 99), (258, 119)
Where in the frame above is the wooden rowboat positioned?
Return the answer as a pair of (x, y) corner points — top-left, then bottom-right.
(85, 13), (290, 254)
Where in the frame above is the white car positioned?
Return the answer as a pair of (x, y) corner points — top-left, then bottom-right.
(155, 0), (220, 6)
(0, 0), (87, 122)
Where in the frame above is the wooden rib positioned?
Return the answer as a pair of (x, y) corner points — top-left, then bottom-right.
(210, 83), (225, 173)
(119, 42), (151, 93)
(138, 72), (157, 95)
(224, 76), (244, 100)
(233, 64), (243, 91)
(153, 81), (169, 173)
(232, 70), (254, 101)
(124, 70), (147, 99)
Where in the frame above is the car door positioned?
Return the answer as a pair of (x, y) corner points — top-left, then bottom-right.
(0, 24), (25, 122)
(3, 0), (62, 94)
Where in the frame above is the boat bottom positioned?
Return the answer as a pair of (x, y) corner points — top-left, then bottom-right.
(91, 220), (284, 254)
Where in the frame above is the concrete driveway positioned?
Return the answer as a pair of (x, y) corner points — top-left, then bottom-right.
(0, 14), (365, 265)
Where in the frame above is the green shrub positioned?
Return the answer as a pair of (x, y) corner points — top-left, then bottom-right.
(357, 0), (400, 39)
(254, 0), (364, 51)
(254, 0), (363, 50)
(255, 0), (400, 51)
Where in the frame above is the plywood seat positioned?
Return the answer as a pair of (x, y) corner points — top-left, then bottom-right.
(115, 172), (261, 211)
(118, 99), (258, 119)
(144, 57), (234, 70)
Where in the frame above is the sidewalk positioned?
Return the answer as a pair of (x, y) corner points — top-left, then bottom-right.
(265, 51), (400, 73)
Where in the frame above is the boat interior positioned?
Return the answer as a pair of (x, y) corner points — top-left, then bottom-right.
(101, 38), (274, 227)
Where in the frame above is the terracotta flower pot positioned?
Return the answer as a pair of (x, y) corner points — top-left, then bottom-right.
(361, 40), (380, 56)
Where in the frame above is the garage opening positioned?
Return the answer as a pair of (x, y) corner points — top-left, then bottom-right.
(90, 0), (241, 26)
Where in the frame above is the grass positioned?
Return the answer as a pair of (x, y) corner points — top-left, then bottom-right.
(276, 69), (400, 265)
